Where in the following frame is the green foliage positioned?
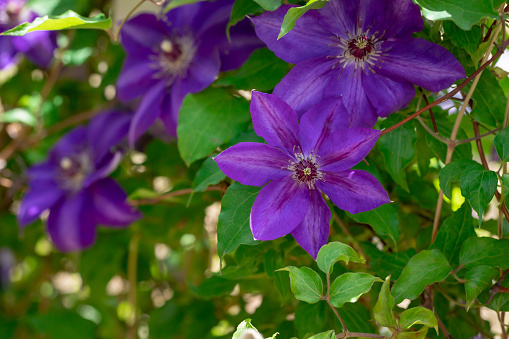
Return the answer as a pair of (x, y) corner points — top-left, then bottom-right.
(415, 0), (502, 30)
(316, 242), (365, 275)
(469, 71), (507, 127)
(459, 237), (509, 269)
(192, 156), (226, 192)
(439, 159), (480, 200)
(278, 0), (328, 39)
(277, 267), (323, 304)
(349, 204), (399, 247)
(216, 182), (260, 258)
(442, 22), (482, 63)
(373, 276), (396, 328)
(178, 87), (250, 165)
(494, 126), (509, 162)
(253, 0), (282, 11)
(163, 0), (206, 13)
(329, 273), (380, 308)
(379, 114), (416, 191)
(28, 312), (96, 339)
(391, 250), (451, 303)
(0, 108), (36, 126)
(400, 307), (438, 332)
(1, 11), (111, 36)
(465, 265), (498, 310)
(307, 330), (335, 339)
(460, 165), (498, 225)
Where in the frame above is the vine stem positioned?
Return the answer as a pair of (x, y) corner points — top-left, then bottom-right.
(130, 185), (226, 206)
(431, 21), (502, 242)
(115, 0), (146, 42)
(126, 230), (140, 339)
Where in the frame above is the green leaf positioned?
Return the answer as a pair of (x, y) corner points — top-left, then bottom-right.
(232, 319), (259, 339)
(414, 0), (502, 30)
(316, 242), (365, 275)
(216, 48), (288, 91)
(1, 11), (111, 36)
(192, 156), (226, 192)
(469, 70), (506, 127)
(0, 108), (36, 126)
(459, 237), (509, 269)
(439, 160), (480, 200)
(374, 276), (396, 328)
(430, 204), (476, 268)
(189, 276), (237, 298)
(253, 0), (282, 11)
(228, 0), (264, 33)
(163, 0), (206, 13)
(348, 204), (399, 247)
(398, 327), (429, 339)
(391, 250), (451, 304)
(465, 265), (498, 310)
(460, 166), (498, 226)
(307, 331), (335, 339)
(29, 312), (96, 339)
(217, 183), (261, 258)
(278, 267), (323, 304)
(442, 22), (482, 62)
(178, 87), (250, 166)
(494, 126), (509, 162)
(329, 273), (380, 308)
(295, 302), (327, 337)
(278, 0), (328, 39)
(379, 114), (416, 191)
(400, 307), (438, 332)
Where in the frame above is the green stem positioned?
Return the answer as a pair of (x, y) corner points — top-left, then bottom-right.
(115, 0), (146, 42)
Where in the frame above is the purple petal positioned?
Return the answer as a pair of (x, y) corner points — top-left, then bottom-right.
(219, 18), (263, 71)
(378, 38), (466, 92)
(250, 176), (309, 240)
(120, 14), (168, 55)
(26, 162), (57, 183)
(381, 0), (423, 39)
(12, 31), (57, 68)
(90, 178), (141, 227)
(128, 80), (167, 145)
(325, 64), (379, 127)
(46, 190), (97, 252)
(116, 57), (159, 102)
(214, 142), (292, 186)
(299, 98), (350, 154)
(0, 37), (19, 69)
(84, 152), (123, 187)
(317, 128), (380, 172)
(317, 0), (356, 40)
(88, 110), (130, 163)
(160, 80), (186, 138)
(252, 5), (333, 64)
(318, 170), (390, 214)
(184, 43), (221, 93)
(290, 189), (330, 259)
(18, 184), (63, 226)
(49, 127), (87, 162)
(273, 57), (337, 117)
(250, 92), (300, 155)
(363, 72), (416, 118)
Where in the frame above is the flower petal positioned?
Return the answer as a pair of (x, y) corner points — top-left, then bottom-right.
(116, 57), (159, 102)
(318, 128), (380, 172)
(378, 38), (466, 92)
(250, 92), (300, 155)
(290, 189), (330, 259)
(273, 57), (337, 117)
(49, 127), (87, 162)
(90, 178), (141, 227)
(18, 184), (63, 226)
(0, 37), (19, 69)
(46, 190), (97, 252)
(184, 43), (221, 93)
(363, 72), (416, 118)
(317, 0), (356, 39)
(325, 64), (378, 127)
(120, 14), (168, 55)
(88, 111), (130, 163)
(12, 31), (57, 69)
(381, 0), (423, 39)
(299, 98), (350, 154)
(160, 79), (186, 138)
(128, 80), (167, 145)
(214, 142), (292, 186)
(318, 170), (390, 214)
(250, 176), (309, 240)
(252, 5), (334, 64)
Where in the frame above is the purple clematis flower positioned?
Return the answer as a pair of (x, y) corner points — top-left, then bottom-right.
(214, 92), (390, 258)
(17, 111), (141, 252)
(252, 0), (465, 127)
(0, 0), (57, 69)
(117, 0), (263, 143)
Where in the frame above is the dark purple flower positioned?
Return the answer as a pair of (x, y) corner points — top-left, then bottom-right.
(252, 0), (465, 127)
(17, 111), (141, 252)
(214, 92), (390, 258)
(0, 0), (57, 69)
(117, 0), (263, 143)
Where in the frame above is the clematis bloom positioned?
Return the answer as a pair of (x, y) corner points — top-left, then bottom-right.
(0, 0), (57, 69)
(214, 92), (390, 258)
(252, 0), (465, 127)
(17, 111), (141, 252)
(117, 0), (263, 143)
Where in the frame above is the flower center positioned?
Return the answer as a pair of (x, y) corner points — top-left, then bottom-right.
(152, 35), (196, 85)
(284, 147), (324, 189)
(328, 30), (385, 73)
(58, 153), (91, 192)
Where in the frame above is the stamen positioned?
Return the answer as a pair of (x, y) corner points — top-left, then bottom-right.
(151, 34), (196, 86)
(283, 147), (325, 189)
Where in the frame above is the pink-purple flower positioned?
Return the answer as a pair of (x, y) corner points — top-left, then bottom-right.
(252, 0), (465, 127)
(214, 92), (390, 258)
(117, 0), (263, 143)
(0, 0), (57, 69)
(17, 111), (141, 252)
